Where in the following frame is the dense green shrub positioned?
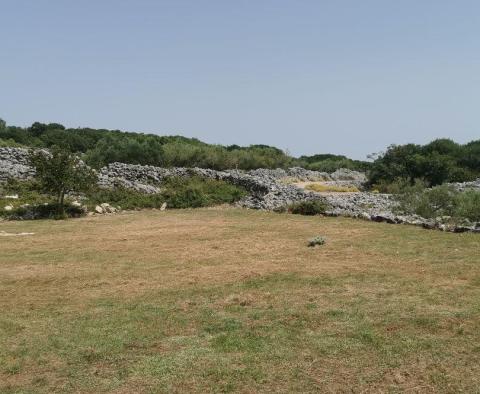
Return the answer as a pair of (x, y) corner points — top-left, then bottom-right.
(300, 155), (370, 173)
(287, 199), (329, 216)
(85, 177), (247, 210)
(368, 139), (480, 188)
(455, 190), (480, 222)
(160, 177), (247, 208)
(1, 202), (85, 220)
(395, 183), (480, 222)
(0, 138), (22, 147)
(85, 187), (165, 210)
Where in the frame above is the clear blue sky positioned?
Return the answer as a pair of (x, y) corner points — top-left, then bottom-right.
(1, 0), (479, 159)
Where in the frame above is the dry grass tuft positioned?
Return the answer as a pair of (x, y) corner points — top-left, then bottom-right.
(305, 183), (360, 193)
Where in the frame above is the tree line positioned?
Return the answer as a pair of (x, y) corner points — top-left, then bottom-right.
(0, 119), (367, 171)
(368, 139), (480, 187)
(1, 119), (479, 185)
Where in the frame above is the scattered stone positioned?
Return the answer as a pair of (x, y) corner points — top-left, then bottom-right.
(4, 205), (13, 211)
(4, 194), (19, 199)
(0, 231), (34, 237)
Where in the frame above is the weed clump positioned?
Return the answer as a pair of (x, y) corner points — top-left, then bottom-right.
(308, 236), (326, 247)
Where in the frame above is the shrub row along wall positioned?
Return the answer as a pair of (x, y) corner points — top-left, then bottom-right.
(0, 147), (367, 210)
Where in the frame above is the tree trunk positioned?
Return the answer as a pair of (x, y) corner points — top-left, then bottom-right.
(57, 189), (65, 217)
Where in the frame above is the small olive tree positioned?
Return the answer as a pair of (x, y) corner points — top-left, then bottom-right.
(29, 146), (97, 217)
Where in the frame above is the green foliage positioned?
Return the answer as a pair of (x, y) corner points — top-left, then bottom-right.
(0, 138), (22, 147)
(0, 179), (47, 210)
(395, 183), (480, 222)
(455, 190), (480, 222)
(160, 177), (247, 208)
(369, 139), (480, 187)
(0, 119), (369, 171)
(85, 177), (247, 210)
(29, 146), (97, 216)
(308, 236), (326, 247)
(1, 202), (85, 220)
(372, 177), (414, 194)
(287, 199), (329, 216)
(299, 154), (370, 172)
(85, 187), (166, 211)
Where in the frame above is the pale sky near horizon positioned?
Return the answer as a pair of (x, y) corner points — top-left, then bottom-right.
(1, 0), (479, 159)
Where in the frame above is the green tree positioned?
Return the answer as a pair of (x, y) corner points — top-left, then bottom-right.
(29, 147), (97, 217)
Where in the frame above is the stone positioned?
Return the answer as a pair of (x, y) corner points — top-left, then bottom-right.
(4, 205), (13, 211)
(160, 202), (167, 211)
(94, 205), (104, 214)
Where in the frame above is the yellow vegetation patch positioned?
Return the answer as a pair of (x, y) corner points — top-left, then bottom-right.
(305, 183), (360, 193)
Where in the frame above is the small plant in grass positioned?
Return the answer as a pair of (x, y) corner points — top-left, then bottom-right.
(308, 236), (326, 247)
(287, 199), (328, 216)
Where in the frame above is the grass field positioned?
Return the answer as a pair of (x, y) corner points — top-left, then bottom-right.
(1, 208), (480, 393)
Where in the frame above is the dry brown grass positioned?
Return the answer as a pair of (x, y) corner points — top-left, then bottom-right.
(304, 183), (360, 193)
(1, 208), (480, 393)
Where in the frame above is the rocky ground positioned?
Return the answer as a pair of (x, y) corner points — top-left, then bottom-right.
(1, 147), (479, 232)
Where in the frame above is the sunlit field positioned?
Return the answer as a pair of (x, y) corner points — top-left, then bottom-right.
(1, 208), (479, 393)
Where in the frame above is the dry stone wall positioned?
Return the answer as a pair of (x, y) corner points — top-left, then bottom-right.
(1, 147), (479, 232)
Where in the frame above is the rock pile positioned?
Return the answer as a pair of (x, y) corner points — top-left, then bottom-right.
(451, 179), (480, 192)
(94, 203), (118, 214)
(0, 147), (35, 182)
(322, 192), (480, 233)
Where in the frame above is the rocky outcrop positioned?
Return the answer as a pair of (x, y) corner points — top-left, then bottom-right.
(0, 147), (35, 182)
(451, 179), (480, 192)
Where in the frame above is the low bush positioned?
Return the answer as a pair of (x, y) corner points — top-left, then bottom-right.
(85, 177), (247, 210)
(0, 179), (48, 211)
(395, 183), (480, 222)
(160, 177), (247, 208)
(372, 177), (419, 194)
(455, 190), (480, 222)
(1, 176), (248, 220)
(2, 202), (85, 220)
(308, 236), (326, 247)
(85, 187), (165, 210)
(287, 199), (329, 216)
